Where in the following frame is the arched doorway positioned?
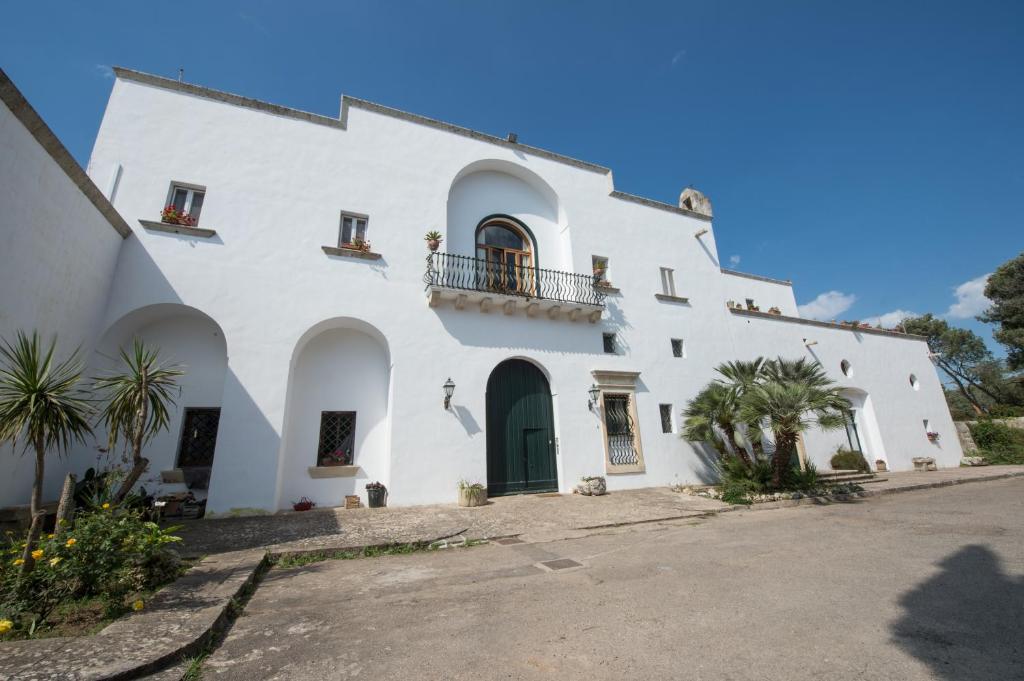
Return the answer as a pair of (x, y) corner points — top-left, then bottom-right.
(486, 359), (557, 495)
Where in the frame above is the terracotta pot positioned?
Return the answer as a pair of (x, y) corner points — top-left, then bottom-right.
(427, 239), (440, 251)
(458, 487), (487, 507)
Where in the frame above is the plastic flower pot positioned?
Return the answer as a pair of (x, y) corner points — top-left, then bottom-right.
(366, 484), (387, 508)
(427, 239), (440, 251)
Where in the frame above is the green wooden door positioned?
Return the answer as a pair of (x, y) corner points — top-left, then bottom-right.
(486, 360), (557, 495)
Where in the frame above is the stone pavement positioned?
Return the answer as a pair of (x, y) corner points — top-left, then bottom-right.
(177, 466), (1024, 557)
(175, 486), (730, 557)
(201, 477), (1024, 680)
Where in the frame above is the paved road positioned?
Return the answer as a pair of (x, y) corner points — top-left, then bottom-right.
(202, 479), (1024, 680)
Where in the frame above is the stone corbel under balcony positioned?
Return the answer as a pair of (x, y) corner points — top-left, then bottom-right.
(139, 219), (216, 238)
(426, 285), (603, 323)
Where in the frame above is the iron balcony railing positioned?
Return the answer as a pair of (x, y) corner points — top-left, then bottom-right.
(425, 252), (606, 308)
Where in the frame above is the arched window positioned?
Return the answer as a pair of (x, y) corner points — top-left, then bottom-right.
(475, 218), (534, 294)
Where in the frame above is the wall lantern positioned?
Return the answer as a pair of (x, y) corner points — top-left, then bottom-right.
(587, 384), (601, 411)
(443, 377), (456, 410)
(694, 228), (709, 238)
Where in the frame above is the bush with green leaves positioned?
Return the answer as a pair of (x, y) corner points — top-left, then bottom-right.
(830, 448), (870, 472)
(0, 504), (182, 637)
(969, 420), (1024, 464)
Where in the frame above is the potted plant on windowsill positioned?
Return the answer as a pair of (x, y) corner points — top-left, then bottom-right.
(926, 431), (941, 442)
(768, 306), (782, 315)
(425, 230), (443, 252)
(320, 449), (352, 467)
(160, 205), (197, 227)
(343, 237), (372, 253)
(592, 258), (608, 283)
(457, 480), (487, 507)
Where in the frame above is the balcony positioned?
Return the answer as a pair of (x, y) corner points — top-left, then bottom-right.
(424, 252), (605, 322)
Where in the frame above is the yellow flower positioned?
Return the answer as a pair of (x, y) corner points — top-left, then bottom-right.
(46, 534), (54, 539)
(65, 538), (77, 547)
(49, 557), (62, 567)
(132, 599), (144, 611)
(12, 558), (23, 566)
(0, 620), (12, 634)
(30, 549), (43, 560)
(102, 503), (110, 510)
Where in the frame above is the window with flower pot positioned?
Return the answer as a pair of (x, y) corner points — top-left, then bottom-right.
(317, 411), (356, 466)
(163, 182), (205, 226)
(592, 255), (609, 283)
(339, 211), (370, 251)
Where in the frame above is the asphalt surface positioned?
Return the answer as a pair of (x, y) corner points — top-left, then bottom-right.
(202, 478), (1024, 680)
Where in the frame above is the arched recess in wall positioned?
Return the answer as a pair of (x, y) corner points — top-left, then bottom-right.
(446, 159), (569, 271)
(84, 303), (229, 499)
(276, 317), (392, 510)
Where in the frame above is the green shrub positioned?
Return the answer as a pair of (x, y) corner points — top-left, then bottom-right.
(970, 420), (1024, 464)
(830, 448), (870, 472)
(786, 459), (820, 491)
(0, 505), (183, 636)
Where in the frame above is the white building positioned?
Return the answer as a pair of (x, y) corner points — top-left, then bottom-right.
(0, 68), (963, 515)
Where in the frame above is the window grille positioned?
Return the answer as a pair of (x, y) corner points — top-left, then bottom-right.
(602, 333), (616, 354)
(177, 408), (220, 468)
(659, 404), (674, 433)
(671, 339), (684, 358)
(603, 394), (639, 466)
(317, 411), (356, 465)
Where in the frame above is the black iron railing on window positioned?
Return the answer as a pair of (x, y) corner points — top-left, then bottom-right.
(424, 252), (606, 308)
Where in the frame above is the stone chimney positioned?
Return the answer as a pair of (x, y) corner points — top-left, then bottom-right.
(679, 187), (713, 218)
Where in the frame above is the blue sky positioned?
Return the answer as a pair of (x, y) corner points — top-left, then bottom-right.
(2, 1), (1021, 350)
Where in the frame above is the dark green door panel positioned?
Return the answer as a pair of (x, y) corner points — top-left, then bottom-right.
(486, 360), (557, 496)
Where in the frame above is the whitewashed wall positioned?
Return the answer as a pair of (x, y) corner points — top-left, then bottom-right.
(77, 72), (961, 513)
(0, 90), (125, 507)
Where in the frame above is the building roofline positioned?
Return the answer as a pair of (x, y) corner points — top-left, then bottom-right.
(1, 69), (131, 239)
(111, 67), (714, 223)
(720, 268), (793, 286)
(728, 307), (927, 341)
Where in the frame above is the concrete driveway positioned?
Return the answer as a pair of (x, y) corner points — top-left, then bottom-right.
(202, 478), (1024, 680)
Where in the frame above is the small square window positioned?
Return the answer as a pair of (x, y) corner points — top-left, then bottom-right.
(317, 411), (356, 466)
(339, 211), (369, 247)
(166, 182), (206, 224)
(602, 333), (616, 354)
(671, 339), (685, 358)
(660, 267), (676, 296)
(592, 255), (609, 282)
(659, 404), (674, 434)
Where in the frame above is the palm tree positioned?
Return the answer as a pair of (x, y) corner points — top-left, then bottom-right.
(739, 357), (849, 487)
(682, 383), (749, 463)
(94, 339), (183, 503)
(715, 357), (769, 458)
(0, 331), (92, 573)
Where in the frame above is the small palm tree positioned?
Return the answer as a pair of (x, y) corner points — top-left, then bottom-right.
(94, 339), (183, 503)
(739, 358), (850, 487)
(682, 383), (749, 463)
(0, 331), (92, 573)
(715, 357), (770, 458)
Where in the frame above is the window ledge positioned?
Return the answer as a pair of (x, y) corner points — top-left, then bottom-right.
(308, 465), (360, 479)
(654, 293), (689, 304)
(322, 245), (382, 260)
(596, 283), (621, 294)
(139, 219), (217, 238)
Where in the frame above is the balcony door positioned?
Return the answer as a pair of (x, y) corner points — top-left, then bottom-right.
(476, 219), (534, 296)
